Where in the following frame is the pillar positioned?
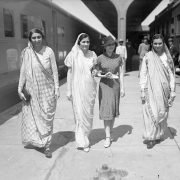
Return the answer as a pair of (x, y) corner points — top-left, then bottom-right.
(110, 0), (134, 43)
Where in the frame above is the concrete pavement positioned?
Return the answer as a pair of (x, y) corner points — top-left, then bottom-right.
(0, 56), (180, 180)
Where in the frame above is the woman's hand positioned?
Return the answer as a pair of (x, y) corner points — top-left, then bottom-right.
(105, 72), (112, 78)
(170, 91), (176, 101)
(66, 89), (72, 101)
(120, 88), (125, 98)
(92, 69), (98, 77)
(55, 88), (60, 100)
(141, 91), (146, 101)
(18, 89), (26, 102)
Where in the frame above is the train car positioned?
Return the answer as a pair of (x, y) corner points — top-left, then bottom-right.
(0, 0), (104, 113)
(149, 0), (180, 51)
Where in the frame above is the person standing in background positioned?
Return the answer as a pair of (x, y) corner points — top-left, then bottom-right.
(116, 39), (127, 74)
(138, 36), (150, 77)
(168, 37), (179, 67)
(126, 41), (135, 71)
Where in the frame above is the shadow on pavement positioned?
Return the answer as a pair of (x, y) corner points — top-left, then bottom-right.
(50, 131), (75, 153)
(143, 126), (177, 145)
(89, 125), (133, 146)
(164, 126), (177, 140)
(23, 131), (75, 154)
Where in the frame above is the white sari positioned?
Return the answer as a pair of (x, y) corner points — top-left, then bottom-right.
(64, 33), (97, 148)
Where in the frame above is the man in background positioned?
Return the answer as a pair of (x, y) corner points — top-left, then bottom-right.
(116, 38), (127, 74)
(138, 36), (150, 77)
(168, 37), (179, 67)
(126, 41), (135, 72)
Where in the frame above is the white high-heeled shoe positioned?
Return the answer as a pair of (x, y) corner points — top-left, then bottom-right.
(104, 137), (111, 148)
(110, 132), (114, 142)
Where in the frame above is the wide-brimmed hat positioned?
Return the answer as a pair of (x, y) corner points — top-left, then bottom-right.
(102, 35), (116, 46)
(119, 38), (124, 42)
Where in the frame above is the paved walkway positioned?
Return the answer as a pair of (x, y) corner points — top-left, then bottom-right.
(0, 56), (180, 180)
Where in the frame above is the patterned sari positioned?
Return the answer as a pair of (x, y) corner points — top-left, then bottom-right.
(140, 44), (175, 140)
(19, 46), (57, 148)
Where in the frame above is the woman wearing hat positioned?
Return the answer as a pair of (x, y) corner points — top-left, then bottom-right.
(95, 35), (125, 148)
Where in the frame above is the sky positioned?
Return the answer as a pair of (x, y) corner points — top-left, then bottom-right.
(141, 0), (170, 26)
(52, 0), (115, 38)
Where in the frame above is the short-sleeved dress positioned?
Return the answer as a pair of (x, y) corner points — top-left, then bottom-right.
(96, 53), (122, 120)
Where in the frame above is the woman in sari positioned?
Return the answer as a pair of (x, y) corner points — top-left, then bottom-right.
(18, 28), (60, 158)
(139, 34), (176, 149)
(65, 33), (97, 153)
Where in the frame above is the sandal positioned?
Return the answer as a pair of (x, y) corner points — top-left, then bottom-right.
(104, 137), (111, 148)
(83, 147), (90, 153)
(147, 140), (155, 149)
(44, 148), (52, 158)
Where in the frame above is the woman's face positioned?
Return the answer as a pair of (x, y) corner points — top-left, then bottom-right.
(105, 43), (115, 53)
(31, 32), (43, 48)
(152, 38), (164, 52)
(79, 37), (90, 51)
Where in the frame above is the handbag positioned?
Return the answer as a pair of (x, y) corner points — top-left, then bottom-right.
(22, 87), (31, 103)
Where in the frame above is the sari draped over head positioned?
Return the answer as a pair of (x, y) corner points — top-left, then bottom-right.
(20, 43), (56, 147)
(145, 43), (175, 126)
(65, 33), (97, 136)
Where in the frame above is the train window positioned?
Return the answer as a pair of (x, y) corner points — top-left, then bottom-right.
(20, 14), (28, 38)
(162, 23), (165, 36)
(176, 14), (180, 35)
(157, 26), (160, 34)
(57, 27), (65, 37)
(42, 20), (46, 37)
(3, 8), (14, 37)
(171, 17), (174, 35)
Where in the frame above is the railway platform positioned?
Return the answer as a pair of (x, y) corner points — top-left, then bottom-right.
(0, 56), (180, 180)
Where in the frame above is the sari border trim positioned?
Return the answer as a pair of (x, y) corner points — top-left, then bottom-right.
(144, 89), (157, 128)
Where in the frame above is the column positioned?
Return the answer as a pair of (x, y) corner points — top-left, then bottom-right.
(110, 0), (134, 43)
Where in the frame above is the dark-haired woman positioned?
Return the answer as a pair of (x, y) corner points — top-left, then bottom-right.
(96, 35), (125, 148)
(65, 33), (97, 152)
(139, 34), (176, 149)
(18, 28), (60, 158)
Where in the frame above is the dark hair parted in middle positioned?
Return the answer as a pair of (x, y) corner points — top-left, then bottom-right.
(77, 33), (90, 45)
(151, 34), (165, 44)
(28, 28), (45, 42)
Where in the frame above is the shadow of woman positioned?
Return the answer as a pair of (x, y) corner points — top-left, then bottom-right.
(89, 125), (133, 147)
(50, 131), (75, 153)
(163, 126), (177, 141)
(24, 131), (75, 154)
